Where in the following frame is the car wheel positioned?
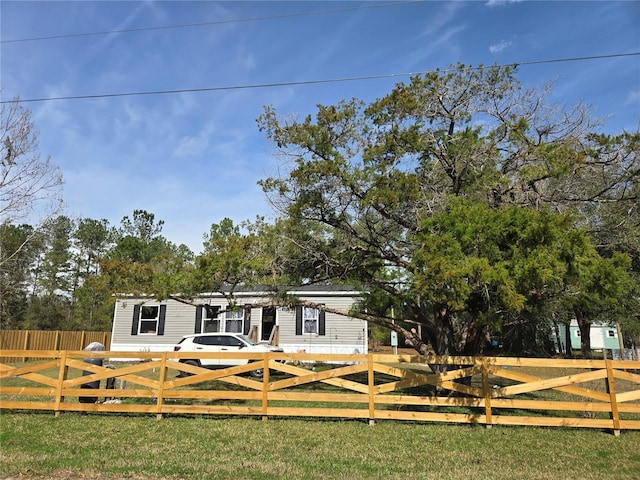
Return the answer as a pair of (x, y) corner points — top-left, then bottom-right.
(179, 359), (199, 377)
(249, 368), (264, 378)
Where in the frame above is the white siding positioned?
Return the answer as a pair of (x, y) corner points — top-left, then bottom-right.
(275, 292), (367, 354)
(111, 298), (198, 353)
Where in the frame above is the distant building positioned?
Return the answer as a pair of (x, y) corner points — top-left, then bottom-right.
(552, 320), (621, 352)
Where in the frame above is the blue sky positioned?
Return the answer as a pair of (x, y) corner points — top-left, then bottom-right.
(1, 1), (639, 254)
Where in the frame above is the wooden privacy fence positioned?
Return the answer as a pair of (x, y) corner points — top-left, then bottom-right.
(1, 350), (639, 434)
(0, 331), (111, 361)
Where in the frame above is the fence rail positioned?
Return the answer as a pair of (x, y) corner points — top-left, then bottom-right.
(1, 350), (639, 434)
(0, 331), (111, 361)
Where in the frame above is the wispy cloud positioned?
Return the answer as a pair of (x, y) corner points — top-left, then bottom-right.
(419, 25), (466, 59)
(627, 90), (640, 105)
(419, 2), (465, 38)
(238, 48), (257, 72)
(404, 3), (466, 69)
(172, 121), (217, 158)
(489, 39), (513, 54)
(485, 0), (523, 7)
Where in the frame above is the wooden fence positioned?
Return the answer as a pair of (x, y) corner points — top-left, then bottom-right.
(1, 350), (639, 434)
(0, 331), (111, 361)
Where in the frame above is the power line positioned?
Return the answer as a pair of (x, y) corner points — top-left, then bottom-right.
(1, 1), (424, 44)
(3, 52), (638, 105)
(517, 53), (639, 67)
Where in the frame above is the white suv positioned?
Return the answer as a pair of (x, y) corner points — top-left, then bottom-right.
(173, 333), (282, 377)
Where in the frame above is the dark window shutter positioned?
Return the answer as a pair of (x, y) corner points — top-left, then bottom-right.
(243, 307), (252, 335)
(195, 306), (203, 334)
(295, 306), (302, 335)
(131, 305), (140, 336)
(318, 309), (326, 336)
(158, 305), (167, 336)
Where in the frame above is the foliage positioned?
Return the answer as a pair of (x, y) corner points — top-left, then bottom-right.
(36, 215), (74, 296)
(256, 63), (639, 355)
(69, 277), (115, 331)
(1, 209), (192, 331)
(74, 218), (113, 277)
(102, 209), (194, 298)
(0, 223), (36, 328)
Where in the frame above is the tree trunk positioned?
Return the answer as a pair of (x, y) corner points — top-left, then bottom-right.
(416, 304), (460, 379)
(552, 320), (564, 356)
(574, 307), (592, 359)
(458, 319), (488, 356)
(429, 304), (457, 356)
(565, 322), (573, 358)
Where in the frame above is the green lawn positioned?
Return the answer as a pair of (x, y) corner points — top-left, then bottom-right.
(1, 412), (639, 480)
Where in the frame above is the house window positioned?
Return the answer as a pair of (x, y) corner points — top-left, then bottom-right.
(608, 330), (615, 338)
(204, 306), (221, 333)
(295, 305), (325, 336)
(139, 306), (159, 334)
(303, 307), (319, 334)
(225, 309), (244, 333)
(132, 304), (166, 336)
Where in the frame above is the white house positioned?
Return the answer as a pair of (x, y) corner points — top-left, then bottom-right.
(110, 285), (368, 356)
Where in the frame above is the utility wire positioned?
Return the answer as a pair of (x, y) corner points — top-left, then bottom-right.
(1, 1), (424, 44)
(3, 52), (638, 105)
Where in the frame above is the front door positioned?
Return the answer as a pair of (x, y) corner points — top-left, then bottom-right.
(261, 307), (276, 341)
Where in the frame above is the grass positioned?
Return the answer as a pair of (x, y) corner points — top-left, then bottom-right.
(1, 412), (640, 480)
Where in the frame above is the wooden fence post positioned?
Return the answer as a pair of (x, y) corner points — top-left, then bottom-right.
(262, 352), (270, 422)
(368, 353), (375, 426)
(54, 351), (68, 417)
(155, 353), (168, 420)
(605, 359), (621, 436)
(482, 359), (493, 429)
(22, 331), (29, 363)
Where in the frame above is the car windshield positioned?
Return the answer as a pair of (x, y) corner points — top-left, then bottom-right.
(237, 334), (258, 346)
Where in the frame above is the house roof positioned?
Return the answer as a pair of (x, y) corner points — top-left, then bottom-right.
(115, 285), (362, 302)
(197, 284), (361, 297)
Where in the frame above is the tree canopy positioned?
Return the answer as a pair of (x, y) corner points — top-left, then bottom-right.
(256, 63), (639, 355)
